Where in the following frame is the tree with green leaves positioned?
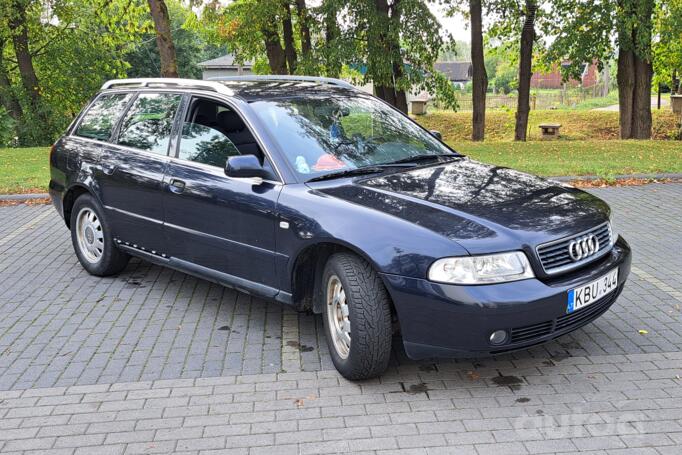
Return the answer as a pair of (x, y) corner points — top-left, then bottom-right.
(147, 0), (178, 77)
(194, 0), (456, 113)
(445, 0), (487, 139)
(543, 0), (656, 139)
(194, 0), (321, 76)
(0, 0), (149, 145)
(653, 0), (682, 94)
(486, 0), (545, 141)
(341, 0), (457, 113)
(126, 0), (224, 79)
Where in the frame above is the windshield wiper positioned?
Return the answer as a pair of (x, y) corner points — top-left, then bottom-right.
(306, 165), (408, 183)
(386, 153), (461, 166)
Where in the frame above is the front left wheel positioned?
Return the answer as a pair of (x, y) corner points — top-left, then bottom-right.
(70, 194), (129, 276)
(321, 253), (393, 380)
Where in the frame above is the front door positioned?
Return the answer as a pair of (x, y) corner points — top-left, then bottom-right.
(162, 97), (281, 290)
(99, 91), (183, 254)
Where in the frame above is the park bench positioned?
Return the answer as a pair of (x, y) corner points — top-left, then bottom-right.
(539, 123), (561, 139)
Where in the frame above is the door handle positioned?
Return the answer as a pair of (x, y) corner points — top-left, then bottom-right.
(169, 179), (186, 194)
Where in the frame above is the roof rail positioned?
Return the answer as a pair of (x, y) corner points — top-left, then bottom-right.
(208, 75), (355, 89)
(100, 78), (234, 95)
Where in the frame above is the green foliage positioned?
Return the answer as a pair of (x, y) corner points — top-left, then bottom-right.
(125, 0), (224, 79)
(0, 107), (14, 147)
(541, 0), (614, 79)
(0, 0), (150, 145)
(653, 0), (682, 90)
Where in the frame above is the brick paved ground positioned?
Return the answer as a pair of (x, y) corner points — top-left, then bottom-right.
(0, 183), (680, 454)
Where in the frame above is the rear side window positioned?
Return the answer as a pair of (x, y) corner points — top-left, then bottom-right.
(117, 93), (181, 155)
(75, 93), (132, 141)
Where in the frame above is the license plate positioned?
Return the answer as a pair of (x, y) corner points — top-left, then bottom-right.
(567, 268), (619, 313)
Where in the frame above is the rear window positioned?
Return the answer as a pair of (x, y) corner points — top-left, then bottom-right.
(117, 93), (182, 155)
(75, 93), (132, 141)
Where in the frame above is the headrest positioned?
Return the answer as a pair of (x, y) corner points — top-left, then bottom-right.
(194, 102), (216, 122)
(217, 110), (246, 133)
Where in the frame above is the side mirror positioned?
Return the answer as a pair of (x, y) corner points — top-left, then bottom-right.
(225, 155), (268, 183)
(430, 130), (442, 140)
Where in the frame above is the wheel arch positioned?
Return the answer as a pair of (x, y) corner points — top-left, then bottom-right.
(289, 240), (395, 316)
(62, 184), (99, 229)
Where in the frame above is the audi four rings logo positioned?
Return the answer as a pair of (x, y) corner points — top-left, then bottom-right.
(568, 234), (600, 261)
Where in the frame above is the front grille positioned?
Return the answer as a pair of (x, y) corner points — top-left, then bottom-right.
(536, 222), (612, 274)
(509, 285), (621, 345)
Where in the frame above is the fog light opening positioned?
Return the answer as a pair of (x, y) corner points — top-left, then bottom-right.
(489, 330), (508, 346)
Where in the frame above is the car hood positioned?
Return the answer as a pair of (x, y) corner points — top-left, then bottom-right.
(313, 158), (610, 255)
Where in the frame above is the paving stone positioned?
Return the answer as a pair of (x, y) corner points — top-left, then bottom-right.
(0, 185), (681, 454)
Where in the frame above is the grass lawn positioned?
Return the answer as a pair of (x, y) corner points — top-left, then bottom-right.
(417, 110), (679, 141)
(0, 147), (50, 194)
(450, 140), (682, 178)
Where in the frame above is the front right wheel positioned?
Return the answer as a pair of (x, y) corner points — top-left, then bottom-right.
(321, 253), (393, 380)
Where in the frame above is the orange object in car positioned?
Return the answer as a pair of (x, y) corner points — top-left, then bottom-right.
(313, 154), (346, 171)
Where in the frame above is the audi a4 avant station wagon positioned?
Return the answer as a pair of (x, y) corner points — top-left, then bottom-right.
(49, 76), (632, 380)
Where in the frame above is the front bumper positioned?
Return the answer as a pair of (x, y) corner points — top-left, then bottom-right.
(382, 236), (632, 360)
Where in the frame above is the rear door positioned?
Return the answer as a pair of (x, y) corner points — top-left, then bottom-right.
(162, 95), (282, 290)
(98, 91), (184, 255)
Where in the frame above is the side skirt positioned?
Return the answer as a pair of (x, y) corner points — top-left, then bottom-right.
(116, 243), (293, 305)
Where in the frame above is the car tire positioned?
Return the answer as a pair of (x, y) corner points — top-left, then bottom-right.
(321, 253), (392, 380)
(70, 193), (129, 276)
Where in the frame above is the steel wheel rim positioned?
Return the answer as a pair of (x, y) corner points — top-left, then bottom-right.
(326, 275), (351, 359)
(76, 207), (104, 264)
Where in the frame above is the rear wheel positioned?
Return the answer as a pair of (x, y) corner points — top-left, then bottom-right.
(70, 194), (129, 276)
(322, 253), (392, 380)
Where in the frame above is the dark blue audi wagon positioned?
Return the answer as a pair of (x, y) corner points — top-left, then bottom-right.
(49, 76), (631, 379)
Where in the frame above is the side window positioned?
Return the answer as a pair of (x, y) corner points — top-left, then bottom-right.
(117, 93), (181, 155)
(75, 93), (132, 141)
(179, 123), (240, 167)
(177, 98), (278, 180)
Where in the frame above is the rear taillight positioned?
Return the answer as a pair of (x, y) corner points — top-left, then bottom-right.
(49, 143), (56, 164)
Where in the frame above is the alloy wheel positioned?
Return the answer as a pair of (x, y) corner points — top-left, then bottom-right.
(75, 207), (104, 264)
(326, 274), (351, 359)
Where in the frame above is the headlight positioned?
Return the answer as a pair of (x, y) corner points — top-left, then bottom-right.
(428, 251), (535, 284)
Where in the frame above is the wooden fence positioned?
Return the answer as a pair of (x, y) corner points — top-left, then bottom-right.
(450, 85), (604, 111)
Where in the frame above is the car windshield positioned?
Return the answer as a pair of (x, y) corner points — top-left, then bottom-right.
(249, 93), (456, 181)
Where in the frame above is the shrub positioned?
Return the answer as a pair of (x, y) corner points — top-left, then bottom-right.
(0, 107), (16, 147)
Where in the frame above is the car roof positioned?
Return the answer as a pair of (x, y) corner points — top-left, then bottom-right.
(100, 77), (360, 102)
(217, 80), (359, 102)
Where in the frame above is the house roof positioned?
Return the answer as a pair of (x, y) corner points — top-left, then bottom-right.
(434, 61), (472, 82)
(198, 54), (254, 69)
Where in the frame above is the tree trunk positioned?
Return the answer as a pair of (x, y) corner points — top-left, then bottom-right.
(616, 0), (653, 139)
(470, 0), (487, 141)
(262, 28), (288, 75)
(515, 0), (536, 141)
(631, 55), (652, 138)
(295, 0), (312, 60)
(617, 48), (635, 138)
(147, 0), (178, 78)
(323, 1), (341, 78)
(0, 41), (23, 121)
(282, 2), (298, 75)
(370, 0), (408, 113)
(9, 4), (41, 110)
